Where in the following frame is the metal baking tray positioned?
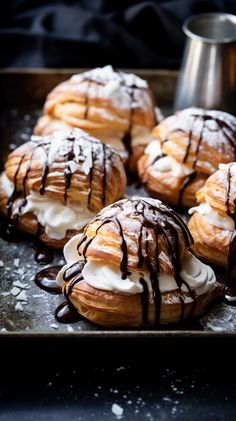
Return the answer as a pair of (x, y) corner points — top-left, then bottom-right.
(0, 68), (236, 349)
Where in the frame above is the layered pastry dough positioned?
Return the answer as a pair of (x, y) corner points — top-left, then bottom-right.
(34, 65), (161, 172)
(56, 197), (222, 327)
(0, 129), (126, 248)
(188, 163), (236, 276)
(138, 107), (236, 207)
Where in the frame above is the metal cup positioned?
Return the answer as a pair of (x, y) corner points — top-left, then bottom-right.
(174, 13), (236, 114)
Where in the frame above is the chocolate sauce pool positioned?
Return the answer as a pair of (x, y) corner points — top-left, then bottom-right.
(35, 264), (83, 323)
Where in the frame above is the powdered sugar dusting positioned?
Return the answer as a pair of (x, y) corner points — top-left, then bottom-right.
(72, 65), (148, 89)
(70, 65), (153, 112)
(163, 107), (236, 159)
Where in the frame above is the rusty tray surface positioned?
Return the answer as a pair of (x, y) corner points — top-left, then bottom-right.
(0, 68), (235, 340)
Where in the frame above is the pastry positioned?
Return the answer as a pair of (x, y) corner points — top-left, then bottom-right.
(188, 162), (236, 277)
(138, 107), (236, 207)
(34, 65), (161, 172)
(56, 197), (222, 327)
(0, 128), (126, 249)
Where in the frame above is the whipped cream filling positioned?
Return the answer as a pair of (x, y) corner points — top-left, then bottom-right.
(56, 235), (216, 298)
(0, 175), (96, 240)
(189, 202), (234, 231)
(20, 192), (96, 240)
(56, 234), (84, 285)
(81, 253), (215, 297)
(145, 140), (194, 177)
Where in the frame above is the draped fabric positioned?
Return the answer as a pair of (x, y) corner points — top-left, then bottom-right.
(0, 0), (235, 68)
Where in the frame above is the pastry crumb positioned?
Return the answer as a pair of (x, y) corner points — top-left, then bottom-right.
(10, 287), (21, 296)
(207, 323), (224, 332)
(67, 326), (74, 332)
(50, 323), (59, 330)
(16, 291), (28, 302)
(15, 302), (24, 311)
(14, 268), (25, 276)
(13, 280), (30, 289)
(14, 258), (20, 268)
(111, 403), (123, 418)
(1, 292), (11, 297)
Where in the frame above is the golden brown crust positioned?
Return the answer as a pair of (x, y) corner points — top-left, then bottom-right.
(58, 197), (221, 327)
(153, 108), (236, 173)
(33, 66), (159, 171)
(139, 108), (236, 207)
(0, 191), (78, 249)
(188, 163), (236, 269)
(0, 129), (126, 248)
(188, 212), (231, 267)
(4, 139), (126, 210)
(196, 165), (236, 216)
(66, 279), (222, 327)
(77, 197), (193, 275)
(138, 152), (207, 208)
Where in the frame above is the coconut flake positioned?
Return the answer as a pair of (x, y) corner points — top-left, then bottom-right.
(67, 326), (74, 332)
(15, 302), (24, 311)
(13, 280), (30, 289)
(14, 258), (20, 268)
(1, 292), (11, 297)
(50, 323), (59, 330)
(16, 290), (28, 302)
(10, 287), (21, 296)
(111, 403), (124, 418)
(207, 323), (224, 332)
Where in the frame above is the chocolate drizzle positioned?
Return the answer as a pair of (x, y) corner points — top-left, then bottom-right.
(102, 143), (107, 205)
(84, 80), (91, 119)
(55, 301), (80, 323)
(63, 198), (195, 327)
(64, 135), (75, 204)
(87, 142), (94, 208)
(178, 171), (197, 207)
(180, 112), (236, 166)
(2, 132), (113, 257)
(183, 116), (197, 164)
(79, 68), (157, 171)
(35, 266), (62, 294)
(214, 164), (236, 305)
(168, 110), (236, 207)
(35, 263), (82, 323)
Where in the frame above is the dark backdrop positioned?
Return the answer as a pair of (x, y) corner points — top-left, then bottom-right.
(0, 0), (236, 68)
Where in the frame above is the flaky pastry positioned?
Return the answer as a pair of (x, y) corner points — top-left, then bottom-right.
(34, 65), (161, 172)
(188, 162), (236, 276)
(56, 197), (222, 327)
(138, 107), (236, 207)
(0, 128), (126, 248)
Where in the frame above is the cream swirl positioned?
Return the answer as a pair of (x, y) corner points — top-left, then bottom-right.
(145, 140), (194, 177)
(0, 175), (96, 240)
(56, 233), (216, 298)
(189, 202), (234, 231)
(81, 252), (215, 297)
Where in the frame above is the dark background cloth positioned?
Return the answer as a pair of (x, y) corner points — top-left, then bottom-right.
(0, 0), (236, 69)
